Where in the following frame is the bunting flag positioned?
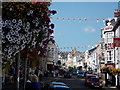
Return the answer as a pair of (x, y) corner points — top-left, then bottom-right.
(50, 17), (113, 23)
(46, 45), (96, 51)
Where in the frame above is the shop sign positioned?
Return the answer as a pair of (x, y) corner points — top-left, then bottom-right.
(113, 38), (120, 47)
(104, 26), (113, 31)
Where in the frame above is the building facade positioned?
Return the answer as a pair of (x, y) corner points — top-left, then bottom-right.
(100, 9), (120, 87)
(112, 17), (120, 87)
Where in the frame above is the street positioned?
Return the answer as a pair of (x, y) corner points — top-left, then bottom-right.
(2, 75), (120, 90)
(57, 76), (86, 89)
(55, 76), (101, 90)
(46, 75), (119, 90)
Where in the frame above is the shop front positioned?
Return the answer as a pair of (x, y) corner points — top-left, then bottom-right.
(47, 62), (54, 71)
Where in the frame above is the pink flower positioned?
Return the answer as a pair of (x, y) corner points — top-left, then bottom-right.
(49, 38), (55, 44)
(49, 38), (53, 41)
(50, 24), (54, 29)
(52, 40), (55, 44)
(44, 14), (50, 23)
(51, 10), (57, 15)
(48, 29), (54, 34)
(34, 0), (38, 4)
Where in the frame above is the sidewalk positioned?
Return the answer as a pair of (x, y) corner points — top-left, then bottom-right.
(2, 83), (16, 90)
(103, 85), (120, 90)
(101, 80), (119, 89)
(2, 76), (58, 90)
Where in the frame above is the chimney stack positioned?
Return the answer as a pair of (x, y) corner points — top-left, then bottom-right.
(114, 9), (120, 18)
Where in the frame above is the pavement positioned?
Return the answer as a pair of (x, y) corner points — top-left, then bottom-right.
(101, 80), (120, 89)
(103, 86), (120, 90)
(1, 76), (58, 90)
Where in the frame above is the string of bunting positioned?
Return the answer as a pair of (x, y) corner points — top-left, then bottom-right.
(47, 45), (96, 51)
(50, 17), (113, 22)
(58, 45), (95, 50)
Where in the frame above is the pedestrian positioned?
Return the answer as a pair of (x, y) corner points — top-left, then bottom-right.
(55, 70), (58, 77)
(25, 75), (35, 90)
(52, 70), (56, 77)
(35, 68), (39, 76)
(31, 74), (41, 90)
(44, 70), (48, 77)
(38, 69), (43, 81)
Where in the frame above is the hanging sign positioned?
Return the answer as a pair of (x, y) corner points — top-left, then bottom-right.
(104, 25), (113, 31)
(113, 38), (120, 47)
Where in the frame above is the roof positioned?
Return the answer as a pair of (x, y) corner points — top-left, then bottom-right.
(51, 85), (70, 89)
(50, 82), (66, 85)
(112, 19), (120, 32)
(88, 47), (96, 53)
(86, 74), (96, 76)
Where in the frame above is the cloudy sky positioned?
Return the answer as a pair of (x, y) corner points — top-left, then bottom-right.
(50, 2), (118, 52)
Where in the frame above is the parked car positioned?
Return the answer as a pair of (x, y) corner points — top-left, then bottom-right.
(64, 72), (72, 78)
(85, 74), (97, 85)
(72, 71), (77, 75)
(89, 77), (103, 88)
(48, 81), (72, 90)
(77, 71), (85, 78)
(45, 81), (66, 90)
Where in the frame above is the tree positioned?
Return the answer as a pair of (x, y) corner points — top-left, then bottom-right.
(2, 2), (56, 61)
(2, 1), (56, 88)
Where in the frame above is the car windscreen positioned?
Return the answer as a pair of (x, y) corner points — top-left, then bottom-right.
(78, 72), (84, 74)
(91, 78), (99, 82)
(87, 76), (96, 79)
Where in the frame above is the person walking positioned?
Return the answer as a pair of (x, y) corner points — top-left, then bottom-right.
(25, 75), (35, 90)
(31, 75), (41, 90)
(35, 68), (39, 76)
(38, 69), (43, 81)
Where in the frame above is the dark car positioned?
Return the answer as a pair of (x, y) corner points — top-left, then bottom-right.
(85, 74), (97, 85)
(64, 72), (72, 78)
(77, 71), (85, 78)
(89, 77), (103, 88)
(72, 71), (77, 75)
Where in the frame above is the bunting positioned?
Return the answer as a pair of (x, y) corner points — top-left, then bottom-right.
(50, 17), (113, 22)
(47, 45), (96, 51)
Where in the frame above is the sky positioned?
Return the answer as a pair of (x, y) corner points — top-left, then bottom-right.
(52, 0), (120, 2)
(49, 2), (118, 52)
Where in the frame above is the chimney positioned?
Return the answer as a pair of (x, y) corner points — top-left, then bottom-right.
(114, 9), (120, 18)
(105, 20), (109, 26)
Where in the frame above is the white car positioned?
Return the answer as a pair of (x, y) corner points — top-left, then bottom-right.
(48, 82), (72, 90)
(50, 82), (66, 86)
(50, 85), (72, 90)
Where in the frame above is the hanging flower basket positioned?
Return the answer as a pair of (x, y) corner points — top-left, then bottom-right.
(101, 66), (118, 76)
(116, 69), (120, 73)
(108, 67), (117, 76)
(101, 67), (108, 73)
